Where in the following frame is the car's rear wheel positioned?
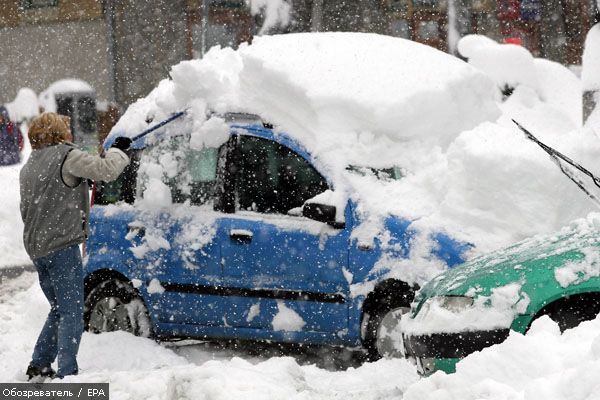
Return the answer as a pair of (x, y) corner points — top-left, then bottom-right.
(84, 279), (152, 337)
(364, 303), (410, 361)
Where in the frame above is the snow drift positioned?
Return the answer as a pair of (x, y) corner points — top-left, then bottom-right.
(405, 315), (600, 400)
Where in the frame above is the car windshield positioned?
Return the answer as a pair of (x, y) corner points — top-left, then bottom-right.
(346, 165), (404, 181)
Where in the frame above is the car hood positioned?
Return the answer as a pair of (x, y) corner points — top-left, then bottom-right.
(414, 217), (600, 309)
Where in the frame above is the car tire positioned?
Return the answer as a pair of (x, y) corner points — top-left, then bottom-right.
(532, 295), (600, 333)
(84, 279), (152, 337)
(363, 300), (410, 361)
(543, 306), (599, 332)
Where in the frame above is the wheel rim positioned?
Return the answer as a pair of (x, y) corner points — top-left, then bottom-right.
(375, 307), (409, 358)
(89, 296), (133, 333)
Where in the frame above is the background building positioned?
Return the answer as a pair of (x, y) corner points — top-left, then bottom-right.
(0, 0), (598, 111)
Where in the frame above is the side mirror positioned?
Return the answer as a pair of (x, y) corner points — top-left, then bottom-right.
(303, 203), (345, 229)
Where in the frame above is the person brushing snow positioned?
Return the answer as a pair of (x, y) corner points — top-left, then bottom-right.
(19, 112), (131, 380)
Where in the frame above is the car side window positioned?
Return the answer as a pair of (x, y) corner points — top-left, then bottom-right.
(136, 136), (219, 207)
(186, 147), (218, 206)
(236, 136), (328, 215)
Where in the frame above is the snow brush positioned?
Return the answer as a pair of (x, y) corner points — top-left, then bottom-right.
(125, 110), (187, 145)
(513, 119), (600, 208)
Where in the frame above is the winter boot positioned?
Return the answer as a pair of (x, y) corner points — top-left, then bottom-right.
(26, 364), (56, 382)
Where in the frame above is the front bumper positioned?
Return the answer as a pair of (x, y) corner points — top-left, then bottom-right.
(404, 329), (510, 373)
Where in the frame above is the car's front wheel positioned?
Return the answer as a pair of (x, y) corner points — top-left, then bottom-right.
(84, 279), (152, 337)
(364, 303), (410, 360)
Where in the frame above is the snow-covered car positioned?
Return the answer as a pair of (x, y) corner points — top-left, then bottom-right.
(81, 32), (502, 358)
(85, 112), (470, 358)
(403, 214), (600, 375)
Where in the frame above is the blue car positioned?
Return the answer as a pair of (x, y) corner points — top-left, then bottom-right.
(84, 113), (470, 359)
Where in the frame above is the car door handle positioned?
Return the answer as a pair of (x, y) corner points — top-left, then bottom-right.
(358, 243), (373, 251)
(230, 229), (253, 244)
(127, 223), (146, 238)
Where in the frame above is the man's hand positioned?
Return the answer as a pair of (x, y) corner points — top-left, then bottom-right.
(111, 137), (132, 152)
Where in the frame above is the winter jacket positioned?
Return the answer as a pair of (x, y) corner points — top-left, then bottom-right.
(0, 120), (23, 166)
(20, 143), (129, 259)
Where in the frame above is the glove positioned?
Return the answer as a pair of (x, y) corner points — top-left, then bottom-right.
(111, 137), (132, 152)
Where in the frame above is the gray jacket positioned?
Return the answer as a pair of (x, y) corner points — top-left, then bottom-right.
(20, 143), (129, 259)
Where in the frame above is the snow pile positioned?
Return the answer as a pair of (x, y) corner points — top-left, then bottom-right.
(0, 273), (420, 398)
(111, 32), (499, 162)
(404, 315), (600, 400)
(0, 131), (31, 268)
(5, 88), (39, 124)
(458, 34), (582, 126)
(248, 0), (291, 34)
(582, 23), (600, 129)
(582, 24), (600, 92)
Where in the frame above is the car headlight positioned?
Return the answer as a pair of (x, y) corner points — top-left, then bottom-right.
(437, 296), (474, 312)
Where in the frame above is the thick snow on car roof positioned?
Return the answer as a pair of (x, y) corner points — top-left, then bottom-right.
(109, 32), (499, 169)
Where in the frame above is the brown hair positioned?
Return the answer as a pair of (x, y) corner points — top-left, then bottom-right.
(28, 112), (70, 150)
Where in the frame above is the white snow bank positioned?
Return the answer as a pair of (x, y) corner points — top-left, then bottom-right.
(248, 0), (291, 34)
(582, 24), (600, 91)
(405, 315), (600, 400)
(0, 273), (420, 399)
(5, 88), (39, 124)
(458, 34), (582, 126)
(0, 133), (31, 268)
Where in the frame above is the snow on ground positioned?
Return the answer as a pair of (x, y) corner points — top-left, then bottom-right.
(0, 272), (419, 399)
(404, 316), (600, 400)
(0, 136), (30, 267)
(7, 261), (600, 399)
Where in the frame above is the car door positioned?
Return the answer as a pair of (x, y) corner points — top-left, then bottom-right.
(220, 132), (350, 335)
(132, 138), (225, 328)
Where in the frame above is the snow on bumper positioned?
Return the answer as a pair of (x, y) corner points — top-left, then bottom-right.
(402, 283), (530, 337)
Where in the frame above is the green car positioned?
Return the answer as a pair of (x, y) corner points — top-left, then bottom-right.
(402, 215), (600, 375)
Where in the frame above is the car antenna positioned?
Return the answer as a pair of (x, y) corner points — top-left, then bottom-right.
(512, 119), (600, 208)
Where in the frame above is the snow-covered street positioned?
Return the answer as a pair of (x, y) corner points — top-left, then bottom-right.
(8, 261), (600, 400)
(0, 271), (420, 399)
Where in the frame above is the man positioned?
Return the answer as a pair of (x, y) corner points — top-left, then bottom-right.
(20, 112), (131, 380)
(0, 106), (23, 166)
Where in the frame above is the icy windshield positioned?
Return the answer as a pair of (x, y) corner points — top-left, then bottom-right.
(346, 165), (404, 181)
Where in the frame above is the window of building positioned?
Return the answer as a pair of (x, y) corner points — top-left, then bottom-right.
(21, 0), (58, 10)
(412, 0), (439, 8)
(416, 20), (440, 40)
(235, 136), (328, 215)
(390, 19), (411, 39)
